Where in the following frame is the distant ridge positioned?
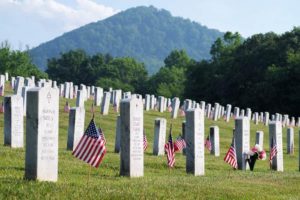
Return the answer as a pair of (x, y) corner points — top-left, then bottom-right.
(29, 6), (223, 74)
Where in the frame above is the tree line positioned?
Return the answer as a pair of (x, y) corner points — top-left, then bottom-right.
(1, 27), (300, 116)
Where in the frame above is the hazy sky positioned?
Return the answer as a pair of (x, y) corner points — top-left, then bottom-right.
(1, 0), (299, 50)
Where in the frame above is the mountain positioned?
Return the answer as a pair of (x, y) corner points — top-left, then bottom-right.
(29, 6), (223, 74)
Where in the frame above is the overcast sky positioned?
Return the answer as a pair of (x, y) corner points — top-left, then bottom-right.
(1, 0), (299, 50)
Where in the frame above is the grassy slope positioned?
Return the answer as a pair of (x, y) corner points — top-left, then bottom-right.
(0, 84), (299, 200)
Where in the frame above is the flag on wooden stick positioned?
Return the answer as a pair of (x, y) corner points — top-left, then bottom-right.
(224, 134), (238, 169)
(164, 124), (175, 168)
(72, 118), (106, 168)
(143, 131), (148, 151)
(64, 101), (70, 113)
(269, 136), (277, 166)
(205, 135), (212, 151)
(0, 101), (4, 113)
(174, 135), (186, 152)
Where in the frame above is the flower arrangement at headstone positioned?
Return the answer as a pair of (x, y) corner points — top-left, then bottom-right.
(246, 144), (266, 171)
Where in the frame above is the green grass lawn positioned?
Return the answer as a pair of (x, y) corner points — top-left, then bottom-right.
(0, 84), (300, 199)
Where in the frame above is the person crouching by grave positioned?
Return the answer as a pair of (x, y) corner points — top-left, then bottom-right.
(246, 144), (266, 171)
(64, 101), (70, 113)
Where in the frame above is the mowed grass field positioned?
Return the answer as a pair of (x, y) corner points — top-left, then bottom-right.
(0, 84), (300, 199)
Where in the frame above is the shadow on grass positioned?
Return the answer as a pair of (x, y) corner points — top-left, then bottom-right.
(0, 166), (24, 171)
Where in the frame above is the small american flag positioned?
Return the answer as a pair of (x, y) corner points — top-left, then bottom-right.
(98, 128), (106, 144)
(174, 135), (186, 152)
(205, 135), (212, 151)
(224, 135), (238, 169)
(72, 118), (106, 168)
(64, 101), (70, 113)
(143, 131), (148, 151)
(269, 136), (277, 165)
(0, 101), (4, 113)
(179, 108), (185, 117)
(168, 105), (172, 112)
(164, 125), (175, 168)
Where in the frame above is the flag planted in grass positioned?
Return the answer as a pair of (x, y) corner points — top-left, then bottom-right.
(224, 134), (238, 169)
(72, 118), (106, 168)
(269, 136), (277, 165)
(0, 101), (4, 113)
(64, 101), (70, 113)
(164, 125), (175, 168)
(204, 135), (212, 151)
(143, 131), (148, 151)
(174, 135), (186, 152)
(98, 128), (106, 144)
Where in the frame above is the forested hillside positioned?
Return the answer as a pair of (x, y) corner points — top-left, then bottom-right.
(29, 6), (223, 74)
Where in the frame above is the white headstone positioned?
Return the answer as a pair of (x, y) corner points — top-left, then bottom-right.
(200, 101), (205, 112)
(255, 131), (264, 149)
(287, 127), (294, 154)
(86, 86), (90, 99)
(210, 126), (220, 156)
(233, 107), (240, 118)
(145, 94), (150, 111)
(206, 104), (211, 118)
(11, 77), (15, 89)
(4, 95), (24, 148)
(153, 118), (166, 156)
(67, 107), (85, 150)
(254, 112), (259, 125)
(264, 112), (269, 126)
(25, 87), (59, 181)
(5, 72), (8, 81)
(21, 86), (30, 116)
(213, 103), (220, 121)
(150, 95), (155, 109)
(64, 82), (70, 99)
(120, 97), (144, 177)
(76, 90), (85, 108)
(225, 104), (232, 122)
(69, 82), (74, 99)
(235, 117), (250, 170)
(246, 108), (252, 119)
(59, 84), (64, 96)
(14, 76), (24, 95)
(171, 97), (180, 119)
(186, 108), (205, 176)
(94, 87), (103, 106)
(101, 92), (111, 115)
(184, 99), (192, 111)
(269, 121), (283, 171)
(158, 96), (165, 113)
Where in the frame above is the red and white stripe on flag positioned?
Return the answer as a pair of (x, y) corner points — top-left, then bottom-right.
(72, 135), (106, 168)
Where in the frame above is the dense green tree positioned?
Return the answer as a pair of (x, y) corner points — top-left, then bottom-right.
(164, 50), (191, 68)
(96, 57), (148, 93)
(46, 50), (148, 93)
(0, 41), (47, 79)
(148, 66), (186, 99)
(185, 28), (300, 116)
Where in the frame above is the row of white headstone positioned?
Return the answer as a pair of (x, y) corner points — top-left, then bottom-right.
(1, 73), (298, 182)
(5, 73), (300, 128)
